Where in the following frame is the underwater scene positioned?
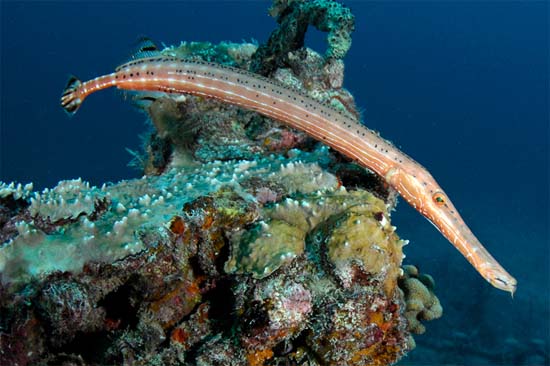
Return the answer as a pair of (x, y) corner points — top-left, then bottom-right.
(0, 1), (548, 365)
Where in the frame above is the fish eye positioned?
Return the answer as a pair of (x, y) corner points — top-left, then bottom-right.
(433, 192), (446, 206)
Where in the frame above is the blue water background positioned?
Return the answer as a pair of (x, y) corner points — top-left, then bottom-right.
(1, 1), (548, 365)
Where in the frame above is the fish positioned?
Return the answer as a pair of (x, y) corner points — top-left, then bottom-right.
(60, 55), (517, 295)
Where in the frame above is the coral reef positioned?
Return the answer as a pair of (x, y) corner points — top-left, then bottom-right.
(0, 2), (442, 364)
(251, 0), (355, 75)
(0, 151), (442, 366)
(1, 163), (441, 365)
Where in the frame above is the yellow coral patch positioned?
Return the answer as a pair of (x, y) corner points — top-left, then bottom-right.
(327, 204), (403, 295)
(246, 348), (274, 366)
(226, 219), (305, 278)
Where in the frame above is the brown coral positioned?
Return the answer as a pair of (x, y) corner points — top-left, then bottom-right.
(399, 265), (443, 336)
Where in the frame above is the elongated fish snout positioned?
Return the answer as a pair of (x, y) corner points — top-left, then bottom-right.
(489, 268), (518, 297)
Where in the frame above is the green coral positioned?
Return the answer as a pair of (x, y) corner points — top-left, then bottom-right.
(251, 0), (355, 75)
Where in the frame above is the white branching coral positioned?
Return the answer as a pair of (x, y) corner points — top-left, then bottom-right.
(268, 160), (339, 194)
(0, 148), (337, 285)
(29, 178), (104, 221)
(0, 181), (33, 200)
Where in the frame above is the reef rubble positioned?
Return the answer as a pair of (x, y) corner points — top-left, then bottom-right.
(0, 1), (442, 365)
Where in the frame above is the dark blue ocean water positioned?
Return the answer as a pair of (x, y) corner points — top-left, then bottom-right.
(1, 1), (548, 365)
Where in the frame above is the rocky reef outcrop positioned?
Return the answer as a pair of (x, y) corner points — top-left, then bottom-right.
(0, 154), (441, 366)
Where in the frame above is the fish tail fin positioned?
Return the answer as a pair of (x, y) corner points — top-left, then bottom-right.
(60, 75), (83, 115)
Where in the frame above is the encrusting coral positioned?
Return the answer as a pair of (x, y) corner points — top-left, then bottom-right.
(0, 1), (442, 364)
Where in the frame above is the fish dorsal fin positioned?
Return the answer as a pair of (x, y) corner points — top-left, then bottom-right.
(117, 37), (162, 72)
(130, 36), (161, 59)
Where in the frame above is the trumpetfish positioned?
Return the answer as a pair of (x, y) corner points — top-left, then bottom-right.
(60, 55), (517, 295)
